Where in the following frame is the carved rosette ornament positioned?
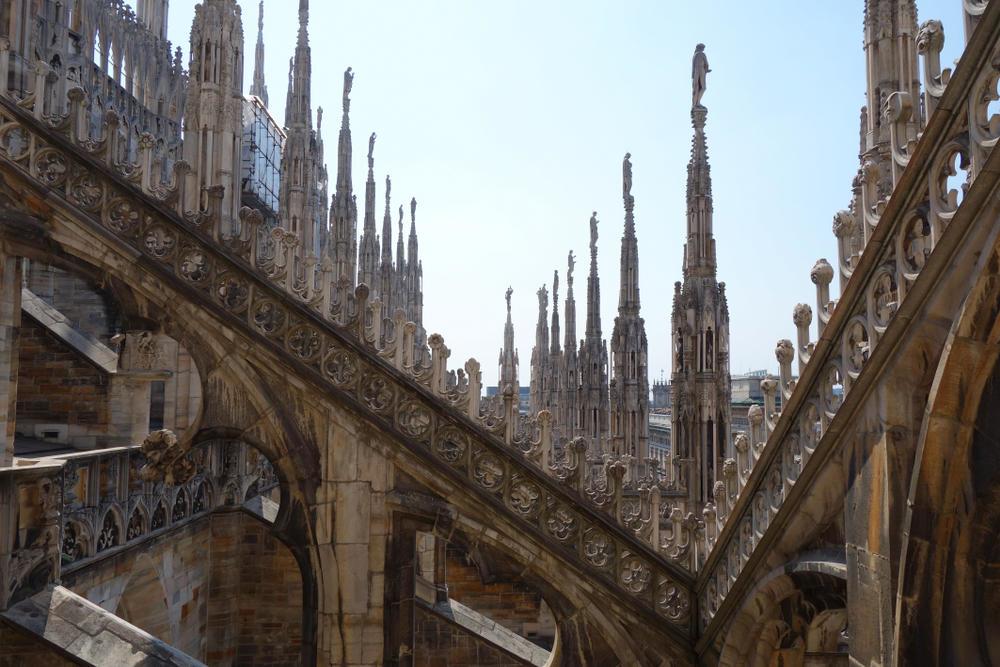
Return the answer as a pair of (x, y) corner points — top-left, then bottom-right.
(543, 503), (578, 542)
(656, 579), (690, 622)
(106, 198), (142, 235)
(144, 225), (177, 259)
(620, 555), (652, 594)
(360, 373), (395, 415)
(32, 148), (68, 186)
(252, 300), (286, 336)
(397, 401), (433, 440)
(507, 476), (541, 517)
(583, 527), (616, 570)
(287, 324), (321, 362)
(434, 426), (469, 465)
(0, 123), (30, 161)
(178, 245), (211, 285)
(322, 347), (358, 387)
(472, 449), (505, 491)
(139, 429), (195, 486)
(216, 274), (250, 312)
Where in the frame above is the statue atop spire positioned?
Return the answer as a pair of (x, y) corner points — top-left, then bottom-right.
(567, 250), (575, 288)
(623, 152), (634, 210)
(589, 212), (599, 259)
(506, 286), (513, 314)
(368, 132), (375, 169)
(692, 43), (710, 108)
(343, 67), (354, 115)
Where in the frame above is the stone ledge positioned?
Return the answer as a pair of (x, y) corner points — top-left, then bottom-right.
(421, 596), (550, 667)
(1, 585), (204, 666)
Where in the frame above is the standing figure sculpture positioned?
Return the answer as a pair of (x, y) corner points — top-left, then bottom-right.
(343, 67), (354, 112)
(692, 43), (710, 108)
(590, 212), (599, 255)
(623, 152), (633, 205)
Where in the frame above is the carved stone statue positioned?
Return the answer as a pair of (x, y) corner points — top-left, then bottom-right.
(567, 250), (575, 286)
(590, 212), (599, 255)
(506, 287), (513, 313)
(343, 67), (354, 111)
(692, 44), (710, 108)
(368, 132), (376, 167)
(623, 152), (633, 203)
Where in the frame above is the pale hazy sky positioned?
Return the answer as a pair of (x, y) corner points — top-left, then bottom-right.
(150, 1), (965, 387)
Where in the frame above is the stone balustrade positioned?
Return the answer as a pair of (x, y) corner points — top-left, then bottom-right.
(0, 438), (277, 610)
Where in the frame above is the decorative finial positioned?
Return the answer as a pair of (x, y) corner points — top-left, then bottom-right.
(623, 152), (633, 206)
(259, 0), (264, 31)
(506, 287), (513, 314)
(343, 67), (354, 113)
(368, 132), (376, 168)
(589, 212), (599, 258)
(692, 43), (710, 109)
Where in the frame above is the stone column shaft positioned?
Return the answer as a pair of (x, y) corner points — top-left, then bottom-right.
(0, 251), (22, 467)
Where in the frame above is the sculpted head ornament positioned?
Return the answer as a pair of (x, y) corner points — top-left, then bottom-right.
(810, 258), (834, 286)
(775, 339), (795, 364)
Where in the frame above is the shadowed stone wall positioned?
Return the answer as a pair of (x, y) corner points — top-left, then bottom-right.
(63, 509), (303, 665)
(205, 511), (304, 665)
(444, 547), (554, 650)
(16, 316), (110, 443)
(25, 263), (119, 346)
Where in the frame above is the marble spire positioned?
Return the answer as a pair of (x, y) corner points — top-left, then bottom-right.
(358, 132), (379, 289)
(330, 67), (358, 284)
(499, 287), (520, 395)
(250, 0), (267, 106)
(610, 152), (648, 459)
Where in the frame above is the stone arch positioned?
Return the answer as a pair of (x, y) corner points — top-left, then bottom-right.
(95, 505), (124, 553)
(115, 554), (173, 645)
(170, 487), (189, 523)
(150, 498), (167, 531)
(436, 511), (680, 665)
(62, 517), (92, 563)
(894, 247), (1000, 664)
(192, 479), (211, 514)
(125, 502), (147, 542)
(717, 552), (848, 667)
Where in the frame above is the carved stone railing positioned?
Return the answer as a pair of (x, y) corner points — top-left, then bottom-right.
(1, 438), (275, 609)
(695, 0), (1000, 636)
(57, 439), (276, 572)
(0, 70), (694, 635)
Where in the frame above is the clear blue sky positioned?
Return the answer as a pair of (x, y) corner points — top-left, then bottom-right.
(152, 1), (965, 387)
